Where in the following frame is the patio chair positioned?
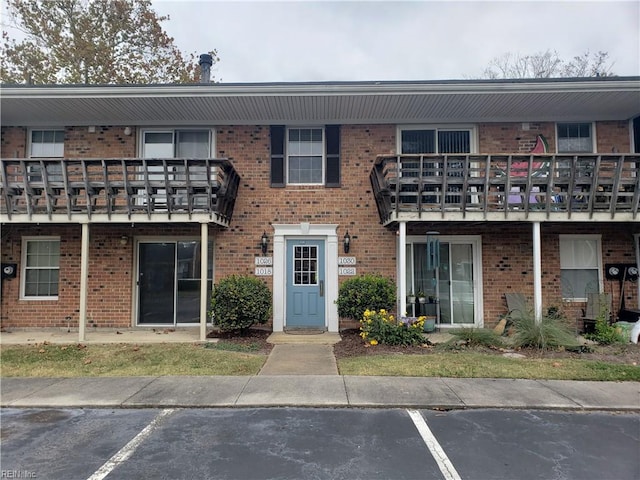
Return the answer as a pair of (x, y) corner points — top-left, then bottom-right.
(579, 293), (612, 334)
(505, 293), (528, 321)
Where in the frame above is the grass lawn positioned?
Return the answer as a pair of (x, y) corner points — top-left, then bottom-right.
(337, 352), (640, 381)
(0, 342), (267, 377)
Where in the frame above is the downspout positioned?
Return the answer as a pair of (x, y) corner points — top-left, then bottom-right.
(398, 222), (407, 317)
(532, 221), (543, 324)
(78, 222), (90, 342)
(200, 222), (209, 341)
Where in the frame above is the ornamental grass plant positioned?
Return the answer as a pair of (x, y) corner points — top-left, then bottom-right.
(360, 309), (426, 346)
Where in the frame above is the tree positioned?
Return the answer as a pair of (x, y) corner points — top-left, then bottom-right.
(1, 0), (219, 84)
(477, 49), (614, 79)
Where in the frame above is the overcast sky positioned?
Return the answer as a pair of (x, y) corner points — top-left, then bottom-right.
(151, 0), (640, 83)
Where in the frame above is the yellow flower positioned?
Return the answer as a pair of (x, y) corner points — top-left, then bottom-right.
(370, 339), (378, 345)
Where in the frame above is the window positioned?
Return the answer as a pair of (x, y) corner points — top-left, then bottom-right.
(560, 235), (602, 300)
(400, 127), (473, 154)
(557, 123), (593, 153)
(287, 128), (324, 184)
(30, 130), (64, 157)
(141, 129), (213, 158)
(21, 238), (60, 299)
(269, 125), (340, 187)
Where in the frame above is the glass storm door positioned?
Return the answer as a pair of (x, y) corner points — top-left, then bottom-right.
(137, 241), (211, 325)
(138, 242), (176, 324)
(286, 240), (325, 328)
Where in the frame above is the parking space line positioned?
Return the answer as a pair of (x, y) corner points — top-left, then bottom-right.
(407, 409), (461, 480)
(87, 409), (175, 480)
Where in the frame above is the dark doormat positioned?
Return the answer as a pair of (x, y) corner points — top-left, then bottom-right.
(284, 328), (326, 335)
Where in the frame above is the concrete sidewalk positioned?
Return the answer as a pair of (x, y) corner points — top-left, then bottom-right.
(1, 376), (638, 411)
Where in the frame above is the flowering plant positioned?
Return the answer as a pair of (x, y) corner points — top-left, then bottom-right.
(360, 309), (426, 346)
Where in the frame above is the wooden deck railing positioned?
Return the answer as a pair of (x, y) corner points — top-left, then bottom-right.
(0, 158), (240, 225)
(370, 154), (640, 224)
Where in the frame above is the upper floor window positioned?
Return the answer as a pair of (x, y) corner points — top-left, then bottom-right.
(287, 128), (324, 184)
(557, 123), (593, 153)
(21, 237), (60, 299)
(141, 129), (214, 158)
(400, 127), (474, 154)
(29, 130), (64, 157)
(270, 125), (340, 187)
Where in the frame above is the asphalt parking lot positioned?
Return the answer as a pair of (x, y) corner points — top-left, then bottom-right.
(1, 408), (638, 480)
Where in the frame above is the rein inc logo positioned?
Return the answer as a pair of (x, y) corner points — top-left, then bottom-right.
(1, 471), (36, 478)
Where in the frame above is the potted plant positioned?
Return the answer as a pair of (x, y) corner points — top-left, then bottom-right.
(407, 291), (416, 304)
(417, 291), (427, 304)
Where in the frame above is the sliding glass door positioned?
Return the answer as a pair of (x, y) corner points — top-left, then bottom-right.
(137, 240), (212, 325)
(406, 236), (482, 326)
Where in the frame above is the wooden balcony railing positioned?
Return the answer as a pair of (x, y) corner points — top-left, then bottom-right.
(370, 154), (640, 224)
(0, 158), (240, 225)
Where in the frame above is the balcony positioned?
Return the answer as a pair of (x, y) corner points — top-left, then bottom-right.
(370, 154), (640, 225)
(0, 158), (240, 226)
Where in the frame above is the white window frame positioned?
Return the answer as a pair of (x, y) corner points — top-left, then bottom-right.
(556, 122), (596, 153)
(559, 234), (603, 302)
(397, 125), (478, 154)
(28, 129), (65, 158)
(138, 128), (216, 158)
(20, 237), (61, 300)
(285, 126), (325, 186)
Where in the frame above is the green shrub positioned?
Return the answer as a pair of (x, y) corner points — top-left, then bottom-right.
(585, 317), (625, 345)
(360, 310), (426, 346)
(210, 275), (272, 332)
(511, 310), (578, 350)
(449, 328), (504, 348)
(336, 274), (396, 320)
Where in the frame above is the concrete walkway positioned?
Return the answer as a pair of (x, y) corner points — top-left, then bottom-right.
(260, 332), (341, 375)
(1, 376), (638, 410)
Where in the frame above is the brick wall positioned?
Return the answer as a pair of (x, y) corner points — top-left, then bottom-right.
(1, 121), (637, 329)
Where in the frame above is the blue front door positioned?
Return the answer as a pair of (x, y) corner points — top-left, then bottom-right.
(286, 240), (325, 328)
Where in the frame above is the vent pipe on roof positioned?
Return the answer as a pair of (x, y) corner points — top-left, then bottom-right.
(199, 54), (213, 83)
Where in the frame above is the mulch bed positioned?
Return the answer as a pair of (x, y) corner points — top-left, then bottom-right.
(207, 327), (640, 364)
(333, 328), (640, 364)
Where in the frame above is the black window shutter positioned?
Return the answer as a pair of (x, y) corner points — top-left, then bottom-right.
(325, 125), (340, 187)
(270, 125), (285, 187)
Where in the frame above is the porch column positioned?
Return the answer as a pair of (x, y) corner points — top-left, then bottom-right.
(78, 222), (90, 342)
(532, 221), (543, 324)
(398, 221), (407, 316)
(200, 222), (209, 341)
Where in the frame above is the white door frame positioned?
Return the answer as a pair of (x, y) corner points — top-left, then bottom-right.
(272, 223), (339, 332)
(405, 234), (484, 328)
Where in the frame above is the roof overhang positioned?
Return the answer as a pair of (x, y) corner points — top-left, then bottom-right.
(2, 78), (639, 127)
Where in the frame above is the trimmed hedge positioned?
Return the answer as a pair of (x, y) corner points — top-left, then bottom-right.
(336, 274), (396, 320)
(210, 275), (272, 332)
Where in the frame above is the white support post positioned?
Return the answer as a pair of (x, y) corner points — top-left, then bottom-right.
(78, 222), (90, 342)
(398, 222), (407, 317)
(200, 222), (209, 342)
(532, 221), (543, 324)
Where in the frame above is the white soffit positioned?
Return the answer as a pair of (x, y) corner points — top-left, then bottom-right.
(1, 78), (639, 126)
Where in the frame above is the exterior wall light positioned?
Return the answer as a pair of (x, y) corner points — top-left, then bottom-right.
(343, 231), (351, 254)
(120, 235), (128, 245)
(261, 231), (268, 254)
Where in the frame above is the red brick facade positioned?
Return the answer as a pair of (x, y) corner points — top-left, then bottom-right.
(1, 121), (638, 329)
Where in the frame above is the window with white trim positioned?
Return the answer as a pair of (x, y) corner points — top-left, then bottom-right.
(287, 128), (324, 184)
(557, 123), (594, 153)
(141, 129), (213, 158)
(29, 130), (64, 157)
(559, 235), (602, 301)
(21, 238), (60, 299)
(399, 126), (475, 154)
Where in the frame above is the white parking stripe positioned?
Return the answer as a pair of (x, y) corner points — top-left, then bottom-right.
(87, 409), (175, 480)
(407, 409), (462, 480)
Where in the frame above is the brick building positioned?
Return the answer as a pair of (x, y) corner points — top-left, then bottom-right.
(1, 77), (639, 340)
